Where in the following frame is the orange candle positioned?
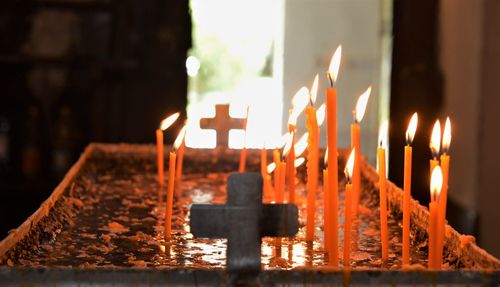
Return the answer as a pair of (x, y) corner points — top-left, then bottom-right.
(165, 151), (177, 240)
(278, 161), (286, 203)
(261, 148), (267, 177)
(323, 168), (330, 252)
(343, 148), (355, 267)
(403, 112), (418, 265)
(273, 149), (281, 199)
(156, 112), (180, 186)
(305, 75), (320, 242)
(238, 118), (248, 172)
(305, 105), (319, 242)
(429, 166), (443, 269)
(175, 125), (187, 180)
(156, 129), (164, 186)
(377, 121), (389, 262)
(350, 86), (371, 216)
(437, 117), (451, 267)
(287, 127), (296, 204)
(325, 45), (341, 266)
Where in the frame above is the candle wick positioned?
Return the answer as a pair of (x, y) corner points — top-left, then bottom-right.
(327, 72), (334, 88)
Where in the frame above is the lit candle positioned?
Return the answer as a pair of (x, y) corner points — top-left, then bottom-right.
(430, 120), (441, 177)
(429, 166), (443, 269)
(402, 112), (418, 265)
(377, 121), (389, 262)
(350, 86), (371, 216)
(261, 147), (267, 177)
(238, 110), (249, 172)
(175, 125), (187, 180)
(156, 112), (180, 186)
(265, 163), (276, 201)
(305, 74), (320, 242)
(323, 151), (330, 254)
(437, 117), (451, 267)
(288, 87), (309, 204)
(273, 149), (281, 200)
(344, 148), (355, 267)
(326, 45), (341, 266)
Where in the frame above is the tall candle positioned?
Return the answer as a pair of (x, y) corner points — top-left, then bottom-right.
(156, 112), (180, 186)
(429, 166), (443, 269)
(273, 149), (281, 199)
(323, 168), (330, 253)
(437, 117), (451, 267)
(344, 148), (355, 267)
(165, 151), (177, 240)
(278, 161), (286, 203)
(403, 112), (418, 265)
(350, 86), (371, 216)
(287, 127), (296, 204)
(156, 129), (164, 186)
(238, 118), (248, 172)
(325, 45), (341, 266)
(377, 121), (389, 262)
(305, 105), (319, 242)
(261, 148), (267, 177)
(175, 125), (187, 180)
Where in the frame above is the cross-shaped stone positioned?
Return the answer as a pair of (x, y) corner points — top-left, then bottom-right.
(200, 104), (245, 147)
(190, 172), (298, 276)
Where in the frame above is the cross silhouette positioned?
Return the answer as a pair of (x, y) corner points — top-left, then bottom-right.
(200, 104), (245, 147)
(190, 173), (298, 275)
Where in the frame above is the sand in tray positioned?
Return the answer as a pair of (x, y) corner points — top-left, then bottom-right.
(12, 154), (433, 269)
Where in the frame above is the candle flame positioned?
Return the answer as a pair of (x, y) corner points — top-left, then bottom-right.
(378, 120), (389, 149)
(442, 117), (451, 153)
(289, 87), (309, 125)
(354, 86), (371, 123)
(327, 45), (342, 85)
(282, 132), (294, 157)
(430, 119), (441, 158)
(316, 103), (326, 126)
(430, 165), (443, 202)
(174, 125), (187, 150)
(345, 148), (355, 182)
(295, 157), (305, 168)
(267, 162), (276, 174)
(310, 74), (319, 105)
(405, 112), (418, 145)
(160, 112), (180, 131)
(324, 148), (329, 165)
(294, 132), (308, 157)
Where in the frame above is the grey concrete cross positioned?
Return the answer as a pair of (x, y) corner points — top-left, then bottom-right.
(199, 104), (245, 147)
(190, 172), (299, 275)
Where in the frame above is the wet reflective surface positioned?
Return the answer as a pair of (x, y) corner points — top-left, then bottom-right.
(14, 150), (437, 269)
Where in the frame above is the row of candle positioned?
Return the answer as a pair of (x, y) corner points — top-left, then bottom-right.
(154, 45), (452, 269)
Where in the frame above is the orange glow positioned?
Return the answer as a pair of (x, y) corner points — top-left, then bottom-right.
(430, 120), (441, 157)
(316, 103), (326, 126)
(294, 132), (308, 157)
(289, 87), (309, 125)
(405, 113), (418, 145)
(160, 112), (180, 131)
(174, 125), (187, 149)
(294, 157), (305, 168)
(378, 120), (389, 149)
(430, 165), (443, 202)
(324, 147), (328, 165)
(267, 162), (276, 174)
(354, 86), (371, 123)
(310, 74), (319, 105)
(327, 45), (342, 84)
(345, 148), (356, 181)
(282, 132), (294, 157)
(442, 117), (451, 153)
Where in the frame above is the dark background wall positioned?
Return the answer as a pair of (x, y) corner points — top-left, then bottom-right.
(0, 0), (191, 238)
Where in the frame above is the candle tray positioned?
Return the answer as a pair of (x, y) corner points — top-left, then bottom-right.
(0, 143), (498, 286)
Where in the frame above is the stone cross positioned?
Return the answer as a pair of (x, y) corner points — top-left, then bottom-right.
(199, 104), (245, 147)
(190, 172), (298, 276)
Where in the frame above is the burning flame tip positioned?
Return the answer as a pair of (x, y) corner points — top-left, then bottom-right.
(443, 117), (452, 153)
(430, 165), (443, 200)
(430, 119), (441, 157)
(160, 112), (181, 131)
(345, 148), (356, 181)
(328, 45), (342, 84)
(354, 86), (372, 123)
(405, 112), (418, 145)
(173, 125), (187, 149)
